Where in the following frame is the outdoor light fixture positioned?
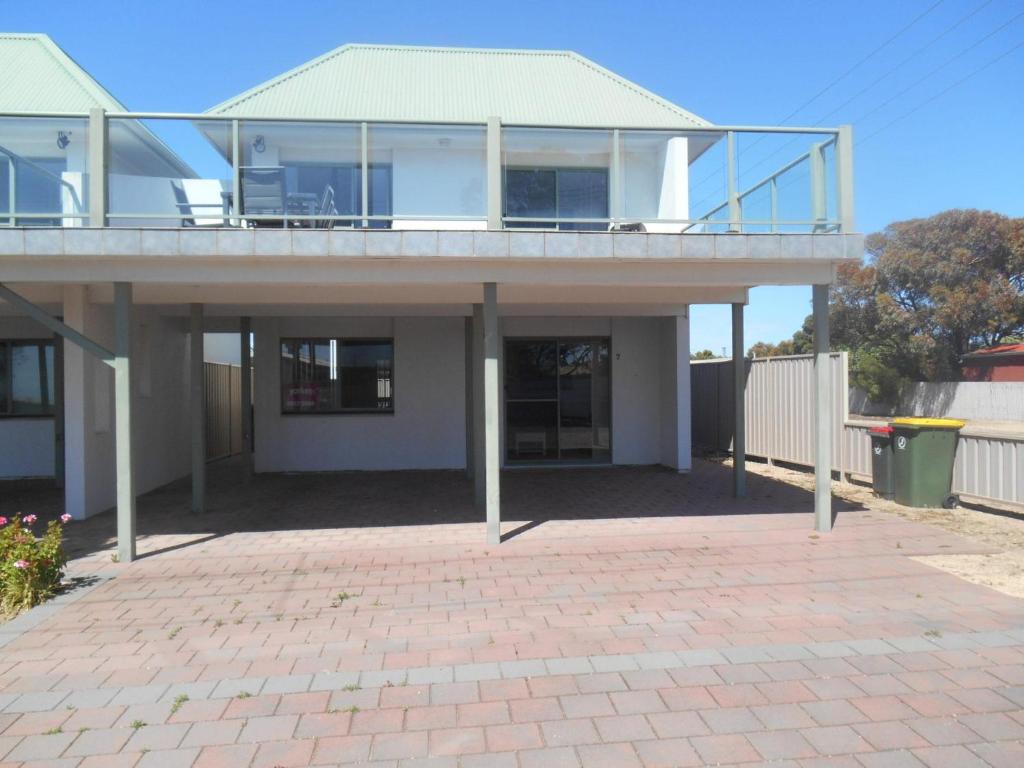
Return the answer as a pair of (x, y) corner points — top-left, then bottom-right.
(56, 131), (70, 150)
(252, 135), (266, 153)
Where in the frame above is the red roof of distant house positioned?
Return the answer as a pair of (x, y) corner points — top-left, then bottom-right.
(962, 344), (1024, 359)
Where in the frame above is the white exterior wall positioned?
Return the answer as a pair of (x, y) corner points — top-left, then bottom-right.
(0, 315), (55, 478)
(253, 316), (467, 472)
(251, 313), (692, 473)
(62, 288), (191, 518)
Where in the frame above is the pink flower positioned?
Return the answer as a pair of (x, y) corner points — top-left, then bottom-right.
(13, 560), (28, 570)
(0, 517), (7, 526)
(22, 515), (37, 525)
(60, 514), (72, 524)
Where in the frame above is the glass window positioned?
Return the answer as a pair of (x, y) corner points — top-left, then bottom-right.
(1, 341), (55, 417)
(281, 337), (393, 414)
(503, 167), (608, 230)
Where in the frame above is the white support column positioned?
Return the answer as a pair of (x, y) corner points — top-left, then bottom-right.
(732, 302), (746, 497)
(813, 284), (833, 531)
(240, 316), (253, 478)
(113, 283), (136, 563)
(190, 304), (206, 513)
(836, 125), (855, 233)
(482, 283), (501, 545)
(472, 304), (485, 506)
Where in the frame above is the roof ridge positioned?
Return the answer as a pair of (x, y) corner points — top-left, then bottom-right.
(29, 33), (126, 111)
(207, 43), (586, 115)
(564, 51), (711, 127)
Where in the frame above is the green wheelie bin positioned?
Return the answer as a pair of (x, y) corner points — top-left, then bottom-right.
(868, 425), (895, 500)
(891, 417), (964, 509)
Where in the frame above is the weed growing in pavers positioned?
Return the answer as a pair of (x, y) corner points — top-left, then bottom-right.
(924, 628), (943, 638)
(916, 593), (923, 598)
(236, 691), (252, 699)
(458, 576), (466, 587)
(234, 617), (243, 625)
(346, 705), (360, 714)
(232, 599), (241, 608)
(372, 598), (381, 607)
(110, 553), (119, 563)
(214, 619), (224, 628)
(331, 591), (353, 607)
(170, 694), (189, 715)
(343, 684), (360, 692)
(78, 727), (89, 734)
(167, 626), (182, 640)
(130, 720), (146, 729)
(809, 534), (820, 539)
(43, 727), (62, 735)
(896, 541), (902, 549)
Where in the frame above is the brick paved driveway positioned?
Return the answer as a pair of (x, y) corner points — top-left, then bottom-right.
(1, 460), (1023, 766)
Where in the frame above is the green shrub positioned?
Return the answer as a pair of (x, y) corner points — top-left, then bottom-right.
(0, 513), (69, 616)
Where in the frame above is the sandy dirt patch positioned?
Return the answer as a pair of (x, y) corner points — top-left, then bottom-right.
(738, 458), (1024, 599)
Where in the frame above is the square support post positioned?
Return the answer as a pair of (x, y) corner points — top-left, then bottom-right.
(836, 125), (855, 233)
(482, 284), (501, 544)
(88, 108), (107, 227)
(726, 131), (740, 233)
(240, 316), (253, 477)
(813, 284), (833, 531)
(732, 302), (746, 497)
(471, 304), (485, 506)
(464, 315), (474, 479)
(486, 116), (502, 230)
(190, 304), (206, 513)
(114, 282), (136, 563)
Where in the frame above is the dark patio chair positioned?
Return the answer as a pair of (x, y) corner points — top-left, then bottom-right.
(240, 166), (285, 227)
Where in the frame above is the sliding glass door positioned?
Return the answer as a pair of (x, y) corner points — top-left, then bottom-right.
(505, 338), (611, 464)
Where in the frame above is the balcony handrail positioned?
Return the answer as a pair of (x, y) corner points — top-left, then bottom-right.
(1, 110), (853, 232)
(1, 109), (843, 136)
(0, 142), (86, 217)
(692, 135), (838, 222)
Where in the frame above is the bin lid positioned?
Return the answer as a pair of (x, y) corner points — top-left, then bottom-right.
(868, 425), (894, 435)
(891, 417), (965, 429)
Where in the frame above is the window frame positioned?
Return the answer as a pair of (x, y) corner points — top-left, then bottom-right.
(0, 338), (56, 419)
(502, 165), (610, 231)
(279, 336), (395, 416)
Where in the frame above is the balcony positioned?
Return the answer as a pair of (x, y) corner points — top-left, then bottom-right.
(0, 111), (853, 234)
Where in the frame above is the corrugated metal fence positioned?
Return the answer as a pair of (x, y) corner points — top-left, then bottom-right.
(204, 362), (243, 462)
(692, 353), (1024, 508)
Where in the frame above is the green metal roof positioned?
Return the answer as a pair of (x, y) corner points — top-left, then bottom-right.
(206, 44), (712, 129)
(0, 33), (126, 112)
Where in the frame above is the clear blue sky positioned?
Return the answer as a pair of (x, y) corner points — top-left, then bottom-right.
(6, 0), (1022, 353)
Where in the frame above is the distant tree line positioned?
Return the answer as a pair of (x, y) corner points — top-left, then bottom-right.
(746, 210), (1024, 401)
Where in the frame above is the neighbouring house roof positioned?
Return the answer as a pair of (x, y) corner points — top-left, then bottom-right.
(962, 343), (1024, 361)
(206, 44), (713, 129)
(0, 33), (126, 113)
(0, 33), (195, 178)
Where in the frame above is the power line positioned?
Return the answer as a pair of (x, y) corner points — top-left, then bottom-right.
(857, 38), (1024, 145)
(693, 3), (1023, 212)
(769, 0), (947, 127)
(851, 7), (1024, 124)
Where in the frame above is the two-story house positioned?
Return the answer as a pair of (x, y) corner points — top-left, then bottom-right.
(0, 38), (861, 561)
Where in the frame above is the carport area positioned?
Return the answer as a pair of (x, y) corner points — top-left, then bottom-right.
(4, 457), (835, 568)
(2, 459), (1024, 767)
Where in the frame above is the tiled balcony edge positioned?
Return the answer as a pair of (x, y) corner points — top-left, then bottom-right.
(0, 229), (864, 262)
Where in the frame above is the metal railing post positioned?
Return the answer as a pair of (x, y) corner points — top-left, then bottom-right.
(231, 119), (241, 227)
(486, 116), (502, 230)
(87, 108), (106, 227)
(726, 131), (740, 233)
(611, 128), (621, 225)
(809, 141), (827, 233)
(769, 177), (778, 234)
(360, 122), (369, 228)
(836, 124), (855, 233)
